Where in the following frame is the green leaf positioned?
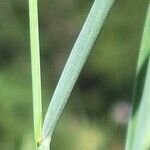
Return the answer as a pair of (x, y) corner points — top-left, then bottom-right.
(125, 3), (150, 150)
(41, 0), (115, 145)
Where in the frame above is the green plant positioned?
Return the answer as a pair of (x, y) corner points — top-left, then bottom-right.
(125, 2), (150, 150)
(29, 0), (115, 149)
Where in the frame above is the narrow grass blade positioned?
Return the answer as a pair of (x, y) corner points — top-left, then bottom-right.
(41, 0), (115, 144)
(125, 3), (150, 150)
(29, 0), (42, 146)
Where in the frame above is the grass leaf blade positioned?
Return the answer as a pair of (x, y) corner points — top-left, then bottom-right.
(42, 0), (115, 142)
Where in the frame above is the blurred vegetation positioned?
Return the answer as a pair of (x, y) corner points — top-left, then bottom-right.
(0, 0), (149, 149)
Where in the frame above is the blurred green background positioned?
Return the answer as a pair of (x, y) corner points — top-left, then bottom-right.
(0, 0), (149, 149)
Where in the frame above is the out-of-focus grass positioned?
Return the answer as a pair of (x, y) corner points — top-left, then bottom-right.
(0, 68), (32, 150)
(125, 2), (150, 149)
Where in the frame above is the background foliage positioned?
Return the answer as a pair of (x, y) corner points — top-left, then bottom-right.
(0, 0), (149, 149)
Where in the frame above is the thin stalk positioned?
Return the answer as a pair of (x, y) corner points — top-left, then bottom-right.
(41, 0), (115, 148)
(29, 0), (42, 147)
(125, 2), (150, 150)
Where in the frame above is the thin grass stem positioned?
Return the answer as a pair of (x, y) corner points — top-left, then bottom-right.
(29, 0), (42, 147)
